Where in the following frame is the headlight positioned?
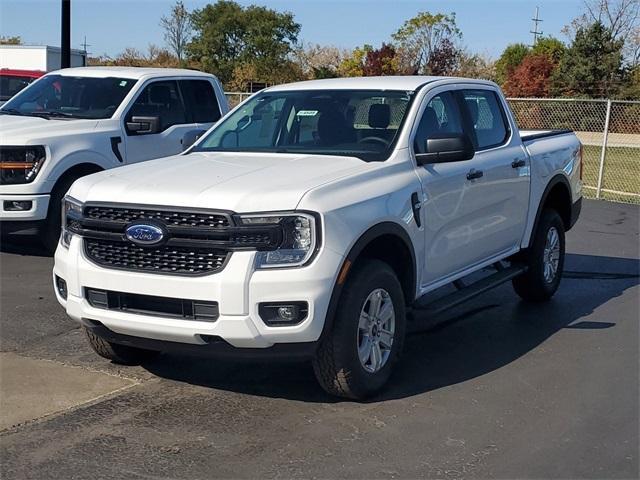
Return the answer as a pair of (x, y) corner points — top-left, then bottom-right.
(238, 212), (319, 268)
(60, 196), (83, 248)
(0, 146), (47, 185)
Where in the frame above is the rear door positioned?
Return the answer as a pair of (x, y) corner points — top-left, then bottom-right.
(122, 79), (198, 163)
(457, 87), (530, 258)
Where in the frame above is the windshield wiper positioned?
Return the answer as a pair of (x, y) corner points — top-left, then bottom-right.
(0, 108), (26, 116)
(30, 111), (77, 119)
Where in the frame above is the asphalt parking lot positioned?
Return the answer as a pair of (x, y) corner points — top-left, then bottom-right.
(0, 199), (638, 479)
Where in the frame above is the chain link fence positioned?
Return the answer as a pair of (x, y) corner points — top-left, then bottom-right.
(507, 98), (640, 204)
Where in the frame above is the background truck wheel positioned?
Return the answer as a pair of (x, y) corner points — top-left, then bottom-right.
(312, 259), (406, 400)
(85, 328), (160, 365)
(40, 175), (78, 254)
(512, 209), (565, 302)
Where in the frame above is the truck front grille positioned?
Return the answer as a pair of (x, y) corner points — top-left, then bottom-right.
(84, 238), (228, 275)
(84, 206), (230, 229)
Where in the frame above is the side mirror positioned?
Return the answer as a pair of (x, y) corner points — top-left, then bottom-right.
(182, 129), (206, 151)
(415, 133), (475, 165)
(126, 116), (160, 135)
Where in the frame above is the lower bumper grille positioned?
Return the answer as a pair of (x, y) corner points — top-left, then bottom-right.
(84, 238), (228, 275)
(85, 288), (219, 322)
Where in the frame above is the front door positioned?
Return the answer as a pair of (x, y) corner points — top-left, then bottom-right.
(122, 80), (198, 163)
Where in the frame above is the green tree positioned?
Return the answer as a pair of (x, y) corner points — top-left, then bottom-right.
(0, 35), (21, 45)
(495, 43), (530, 85)
(552, 22), (625, 97)
(392, 12), (461, 74)
(337, 45), (373, 77)
(532, 37), (566, 63)
(187, 0), (300, 85)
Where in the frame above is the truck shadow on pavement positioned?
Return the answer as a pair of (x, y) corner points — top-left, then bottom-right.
(143, 253), (639, 403)
(0, 233), (50, 257)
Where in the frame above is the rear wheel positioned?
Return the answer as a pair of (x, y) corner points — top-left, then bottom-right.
(85, 328), (160, 365)
(312, 260), (406, 400)
(512, 209), (565, 302)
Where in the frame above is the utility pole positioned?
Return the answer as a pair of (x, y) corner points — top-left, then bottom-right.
(81, 35), (91, 66)
(61, 0), (71, 68)
(530, 6), (543, 46)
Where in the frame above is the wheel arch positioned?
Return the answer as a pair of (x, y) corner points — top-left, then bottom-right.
(527, 174), (573, 248)
(320, 222), (417, 342)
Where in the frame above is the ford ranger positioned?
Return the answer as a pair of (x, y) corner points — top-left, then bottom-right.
(53, 76), (582, 399)
(0, 66), (228, 251)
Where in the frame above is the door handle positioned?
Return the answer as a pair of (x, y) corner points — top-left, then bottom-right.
(466, 169), (483, 180)
(511, 159), (526, 168)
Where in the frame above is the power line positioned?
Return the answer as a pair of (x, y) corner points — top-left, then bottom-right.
(530, 6), (544, 46)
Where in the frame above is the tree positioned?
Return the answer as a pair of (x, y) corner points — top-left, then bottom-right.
(292, 43), (348, 79)
(160, 1), (192, 64)
(425, 38), (460, 75)
(0, 35), (21, 45)
(337, 45), (372, 77)
(456, 51), (496, 80)
(552, 22), (625, 97)
(495, 43), (530, 85)
(88, 45), (179, 68)
(363, 43), (399, 76)
(188, 0), (300, 85)
(565, 0), (639, 40)
(532, 37), (566, 62)
(504, 54), (557, 97)
(392, 12), (462, 74)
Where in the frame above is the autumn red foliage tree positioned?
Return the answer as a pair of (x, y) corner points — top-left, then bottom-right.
(362, 43), (399, 76)
(504, 54), (557, 97)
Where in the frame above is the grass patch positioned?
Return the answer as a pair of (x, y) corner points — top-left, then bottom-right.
(582, 145), (639, 204)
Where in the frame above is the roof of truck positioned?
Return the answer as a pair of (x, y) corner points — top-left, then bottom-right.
(266, 75), (497, 92)
(52, 66), (216, 80)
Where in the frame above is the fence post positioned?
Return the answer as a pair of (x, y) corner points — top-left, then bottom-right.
(596, 99), (612, 199)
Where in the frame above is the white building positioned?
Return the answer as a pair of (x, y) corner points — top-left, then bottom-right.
(0, 45), (86, 72)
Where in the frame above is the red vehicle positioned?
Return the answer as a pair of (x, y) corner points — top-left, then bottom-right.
(0, 69), (44, 103)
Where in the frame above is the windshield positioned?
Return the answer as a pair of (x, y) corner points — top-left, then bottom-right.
(1, 75), (136, 119)
(0, 75), (37, 101)
(195, 89), (415, 161)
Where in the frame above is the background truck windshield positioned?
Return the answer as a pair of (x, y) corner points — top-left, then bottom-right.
(196, 89), (414, 161)
(1, 75), (136, 119)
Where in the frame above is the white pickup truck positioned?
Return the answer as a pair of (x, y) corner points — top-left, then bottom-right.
(53, 76), (582, 399)
(0, 67), (228, 251)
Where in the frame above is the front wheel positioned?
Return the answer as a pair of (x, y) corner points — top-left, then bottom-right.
(312, 260), (406, 400)
(512, 209), (566, 302)
(85, 328), (160, 365)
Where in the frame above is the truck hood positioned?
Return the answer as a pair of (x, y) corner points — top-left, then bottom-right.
(0, 114), (99, 143)
(69, 151), (368, 212)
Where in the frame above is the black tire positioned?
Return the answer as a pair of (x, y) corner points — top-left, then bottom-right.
(41, 175), (78, 254)
(312, 259), (406, 400)
(84, 328), (159, 365)
(512, 209), (565, 302)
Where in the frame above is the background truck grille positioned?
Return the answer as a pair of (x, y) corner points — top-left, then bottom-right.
(84, 206), (230, 229)
(84, 238), (228, 275)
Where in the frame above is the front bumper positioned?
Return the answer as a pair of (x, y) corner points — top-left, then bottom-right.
(0, 193), (50, 221)
(53, 234), (343, 352)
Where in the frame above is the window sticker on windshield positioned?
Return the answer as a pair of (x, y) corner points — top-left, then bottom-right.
(119, 81), (128, 87)
(296, 110), (318, 117)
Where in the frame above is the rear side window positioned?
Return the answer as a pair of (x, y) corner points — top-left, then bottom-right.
(179, 80), (221, 123)
(127, 80), (186, 131)
(462, 90), (509, 150)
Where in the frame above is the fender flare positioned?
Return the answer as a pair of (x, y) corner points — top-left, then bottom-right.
(319, 222), (417, 342)
(526, 173), (572, 247)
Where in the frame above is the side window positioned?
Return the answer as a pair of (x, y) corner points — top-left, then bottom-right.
(179, 80), (221, 123)
(462, 90), (509, 150)
(126, 80), (186, 132)
(413, 91), (464, 154)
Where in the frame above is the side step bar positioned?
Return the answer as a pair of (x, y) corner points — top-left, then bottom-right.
(412, 263), (527, 316)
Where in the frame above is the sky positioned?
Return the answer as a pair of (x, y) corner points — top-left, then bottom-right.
(1, 0), (587, 59)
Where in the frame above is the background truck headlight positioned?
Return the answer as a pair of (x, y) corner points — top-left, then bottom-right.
(60, 196), (83, 248)
(0, 146), (46, 185)
(238, 212), (319, 268)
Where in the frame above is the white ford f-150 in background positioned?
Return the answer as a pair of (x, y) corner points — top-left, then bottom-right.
(0, 67), (228, 251)
(54, 76), (582, 399)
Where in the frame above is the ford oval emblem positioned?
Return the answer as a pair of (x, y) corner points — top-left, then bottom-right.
(125, 223), (165, 246)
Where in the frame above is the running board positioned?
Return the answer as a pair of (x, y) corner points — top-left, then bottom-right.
(412, 264), (527, 316)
